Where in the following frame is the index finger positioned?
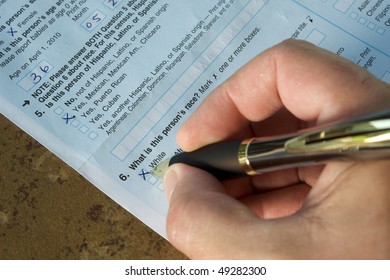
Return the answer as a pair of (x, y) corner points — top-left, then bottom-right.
(177, 39), (390, 151)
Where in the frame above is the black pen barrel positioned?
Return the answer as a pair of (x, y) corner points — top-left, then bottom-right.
(169, 140), (245, 180)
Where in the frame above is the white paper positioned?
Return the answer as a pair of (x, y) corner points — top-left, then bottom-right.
(1, 0), (389, 237)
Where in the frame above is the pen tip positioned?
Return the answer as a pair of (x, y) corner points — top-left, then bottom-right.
(151, 159), (170, 179)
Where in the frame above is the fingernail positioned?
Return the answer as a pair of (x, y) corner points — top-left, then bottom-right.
(163, 165), (178, 201)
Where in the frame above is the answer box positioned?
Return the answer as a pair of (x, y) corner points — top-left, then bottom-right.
(54, 107), (64, 115)
(131, 125), (148, 141)
(88, 132), (98, 140)
(376, 27), (386, 35)
(156, 182), (164, 192)
(147, 107), (165, 123)
(138, 117), (155, 134)
(154, 100), (170, 114)
(306, 29), (326, 46)
(148, 176), (158, 185)
(163, 90), (179, 105)
(382, 72), (390, 84)
(334, 0), (354, 13)
(103, 0), (124, 10)
(349, 12), (358, 20)
(367, 22), (376, 30)
(79, 126), (89, 134)
(358, 17), (367, 25)
(71, 119), (80, 128)
(112, 144), (130, 161)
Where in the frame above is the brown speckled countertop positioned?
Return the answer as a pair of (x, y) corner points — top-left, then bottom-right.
(0, 114), (186, 259)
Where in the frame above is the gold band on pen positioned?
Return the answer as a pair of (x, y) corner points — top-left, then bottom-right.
(238, 138), (257, 175)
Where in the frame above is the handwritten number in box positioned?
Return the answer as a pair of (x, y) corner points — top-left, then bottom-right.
(82, 10), (106, 31)
(18, 61), (53, 92)
(103, 0), (124, 10)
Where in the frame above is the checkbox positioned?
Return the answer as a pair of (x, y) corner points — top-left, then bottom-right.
(148, 176), (158, 185)
(358, 17), (367, 25)
(112, 144), (130, 161)
(71, 119), (80, 128)
(79, 126), (89, 134)
(334, 0), (354, 13)
(382, 72), (390, 84)
(376, 27), (386, 35)
(306, 29), (326, 46)
(88, 131), (98, 140)
(367, 22), (376, 30)
(349, 12), (358, 20)
(156, 182), (164, 192)
(54, 107), (64, 115)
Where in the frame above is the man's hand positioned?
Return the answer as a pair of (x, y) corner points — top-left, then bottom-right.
(164, 40), (390, 259)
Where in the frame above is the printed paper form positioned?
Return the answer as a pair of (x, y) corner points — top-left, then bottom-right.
(0, 0), (389, 237)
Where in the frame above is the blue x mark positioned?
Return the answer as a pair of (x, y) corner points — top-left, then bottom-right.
(7, 27), (18, 37)
(138, 169), (150, 181)
(63, 113), (76, 124)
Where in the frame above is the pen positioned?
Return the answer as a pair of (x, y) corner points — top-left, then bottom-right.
(152, 109), (390, 180)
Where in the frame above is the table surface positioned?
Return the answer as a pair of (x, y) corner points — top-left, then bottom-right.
(0, 114), (186, 259)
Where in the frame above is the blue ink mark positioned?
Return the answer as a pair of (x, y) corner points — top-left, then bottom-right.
(7, 27), (18, 37)
(63, 113), (76, 124)
(138, 169), (150, 181)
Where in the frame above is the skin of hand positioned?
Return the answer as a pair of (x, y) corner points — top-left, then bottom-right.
(163, 39), (390, 259)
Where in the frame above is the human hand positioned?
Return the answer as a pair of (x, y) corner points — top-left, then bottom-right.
(164, 39), (390, 259)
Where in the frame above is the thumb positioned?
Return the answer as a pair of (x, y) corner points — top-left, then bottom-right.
(164, 164), (306, 259)
(164, 164), (255, 259)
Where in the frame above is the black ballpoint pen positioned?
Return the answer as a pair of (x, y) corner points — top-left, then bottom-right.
(152, 109), (390, 180)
